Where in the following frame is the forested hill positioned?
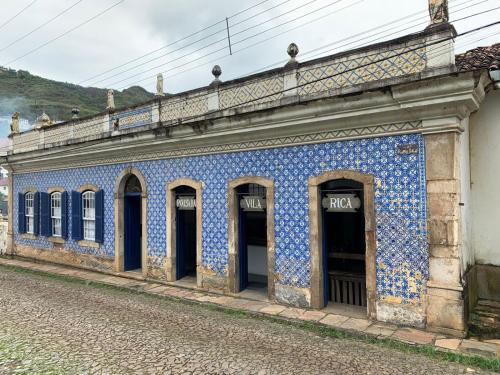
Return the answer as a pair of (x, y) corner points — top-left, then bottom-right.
(0, 66), (154, 129)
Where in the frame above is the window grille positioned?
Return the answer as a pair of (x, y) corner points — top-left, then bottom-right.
(82, 191), (96, 241)
(51, 192), (62, 237)
(25, 192), (34, 234)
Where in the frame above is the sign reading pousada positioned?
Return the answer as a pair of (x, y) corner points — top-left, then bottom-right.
(176, 196), (196, 210)
(240, 196), (266, 212)
(322, 193), (361, 212)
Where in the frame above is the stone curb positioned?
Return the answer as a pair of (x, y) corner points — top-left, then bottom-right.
(0, 257), (498, 360)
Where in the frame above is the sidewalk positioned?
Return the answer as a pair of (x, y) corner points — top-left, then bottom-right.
(0, 256), (498, 360)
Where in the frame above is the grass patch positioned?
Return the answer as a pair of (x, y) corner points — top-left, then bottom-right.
(1, 262), (499, 372)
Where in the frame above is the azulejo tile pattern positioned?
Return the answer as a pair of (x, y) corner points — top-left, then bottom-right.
(219, 76), (284, 109)
(298, 45), (427, 96)
(13, 133), (427, 305)
(110, 106), (152, 130)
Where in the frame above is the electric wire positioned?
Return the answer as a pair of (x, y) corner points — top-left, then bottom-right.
(88, 0), (327, 87)
(2, 0), (126, 66)
(0, 0), (38, 31)
(10, 22), (500, 152)
(117, 0), (495, 100)
(105, 0), (347, 88)
(115, 0), (486, 90)
(0, 0), (85, 53)
(77, 0), (277, 85)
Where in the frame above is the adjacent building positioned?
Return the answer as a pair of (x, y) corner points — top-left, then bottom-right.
(2, 1), (499, 337)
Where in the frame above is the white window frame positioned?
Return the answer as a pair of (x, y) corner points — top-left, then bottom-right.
(51, 192), (62, 237)
(25, 192), (34, 234)
(82, 191), (96, 241)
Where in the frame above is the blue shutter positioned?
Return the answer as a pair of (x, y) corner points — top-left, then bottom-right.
(71, 191), (82, 240)
(18, 193), (26, 234)
(95, 190), (104, 244)
(40, 192), (50, 237)
(33, 192), (40, 236)
(61, 191), (68, 239)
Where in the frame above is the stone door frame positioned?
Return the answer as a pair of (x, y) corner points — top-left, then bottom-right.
(114, 167), (148, 276)
(309, 170), (376, 318)
(227, 176), (275, 300)
(165, 178), (203, 287)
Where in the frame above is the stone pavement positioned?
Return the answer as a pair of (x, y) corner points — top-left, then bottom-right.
(0, 257), (498, 371)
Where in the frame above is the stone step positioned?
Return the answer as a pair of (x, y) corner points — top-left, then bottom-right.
(469, 299), (500, 339)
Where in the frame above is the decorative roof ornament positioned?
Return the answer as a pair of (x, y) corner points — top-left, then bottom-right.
(107, 89), (115, 111)
(71, 107), (80, 119)
(428, 0), (449, 25)
(10, 112), (20, 135)
(285, 43), (299, 69)
(156, 73), (164, 97)
(34, 112), (52, 129)
(210, 65), (222, 87)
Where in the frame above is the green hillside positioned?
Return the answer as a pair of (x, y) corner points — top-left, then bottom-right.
(0, 67), (155, 124)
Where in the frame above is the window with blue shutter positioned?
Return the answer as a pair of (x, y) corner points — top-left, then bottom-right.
(95, 190), (104, 244)
(40, 192), (50, 237)
(71, 191), (82, 240)
(18, 192), (25, 234)
(33, 192), (40, 236)
(61, 191), (68, 239)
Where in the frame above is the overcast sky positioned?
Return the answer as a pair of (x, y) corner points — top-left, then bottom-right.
(0, 0), (499, 95)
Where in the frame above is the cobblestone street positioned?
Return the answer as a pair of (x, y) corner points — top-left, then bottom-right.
(0, 266), (493, 374)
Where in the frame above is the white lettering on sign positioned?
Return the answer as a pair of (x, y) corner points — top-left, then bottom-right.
(176, 196), (196, 210)
(321, 193), (361, 213)
(240, 196), (266, 212)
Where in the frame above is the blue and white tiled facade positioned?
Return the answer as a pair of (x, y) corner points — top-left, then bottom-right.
(14, 133), (427, 305)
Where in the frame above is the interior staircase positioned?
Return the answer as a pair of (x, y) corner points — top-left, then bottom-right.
(469, 299), (500, 339)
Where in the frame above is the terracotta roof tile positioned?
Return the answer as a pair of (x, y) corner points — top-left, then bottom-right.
(455, 43), (500, 72)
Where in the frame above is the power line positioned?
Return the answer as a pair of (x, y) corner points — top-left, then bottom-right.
(117, 0), (362, 90)
(0, 0), (38, 31)
(77, 0), (276, 85)
(88, 0), (322, 87)
(11, 22), (500, 151)
(0, 0), (85, 53)
(116, 0), (485, 91)
(106, 0), (346, 88)
(2, 0), (126, 66)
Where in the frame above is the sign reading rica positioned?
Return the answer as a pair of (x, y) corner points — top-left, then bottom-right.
(322, 193), (361, 212)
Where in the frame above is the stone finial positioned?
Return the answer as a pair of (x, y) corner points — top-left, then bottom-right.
(34, 112), (52, 129)
(210, 65), (222, 87)
(156, 73), (164, 97)
(71, 107), (80, 119)
(10, 112), (20, 134)
(284, 43), (299, 69)
(212, 65), (221, 80)
(287, 43), (299, 59)
(107, 89), (115, 110)
(428, 0), (449, 25)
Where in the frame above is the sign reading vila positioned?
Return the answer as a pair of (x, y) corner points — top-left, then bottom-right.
(176, 196), (196, 210)
(240, 196), (266, 212)
(322, 194), (361, 213)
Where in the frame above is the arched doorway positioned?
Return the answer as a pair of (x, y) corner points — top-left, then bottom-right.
(228, 177), (275, 300)
(124, 175), (142, 271)
(309, 170), (376, 318)
(166, 178), (203, 286)
(320, 179), (366, 309)
(114, 167), (148, 275)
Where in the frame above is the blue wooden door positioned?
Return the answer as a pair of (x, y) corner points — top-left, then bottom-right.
(238, 208), (248, 291)
(124, 194), (141, 271)
(322, 207), (330, 307)
(175, 208), (186, 279)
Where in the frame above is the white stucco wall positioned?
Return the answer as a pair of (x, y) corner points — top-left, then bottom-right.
(459, 117), (473, 271)
(248, 245), (268, 276)
(470, 89), (500, 266)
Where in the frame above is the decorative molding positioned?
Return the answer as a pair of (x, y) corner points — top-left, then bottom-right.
(12, 121), (423, 174)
